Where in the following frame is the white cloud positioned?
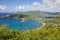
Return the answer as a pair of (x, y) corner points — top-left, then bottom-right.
(1, 0), (60, 12)
(43, 0), (60, 9)
(27, 0), (60, 12)
(32, 2), (46, 11)
(0, 5), (6, 10)
(16, 2), (43, 11)
(32, 2), (41, 7)
(16, 5), (34, 11)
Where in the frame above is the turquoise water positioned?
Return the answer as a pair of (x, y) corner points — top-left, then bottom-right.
(0, 18), (42, 30)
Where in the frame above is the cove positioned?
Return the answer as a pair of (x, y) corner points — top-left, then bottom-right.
(0, 18), (42, 30)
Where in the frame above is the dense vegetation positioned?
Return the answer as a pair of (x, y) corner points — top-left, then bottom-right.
(22, 11), (40, 16)
(0, 18), (60, 40)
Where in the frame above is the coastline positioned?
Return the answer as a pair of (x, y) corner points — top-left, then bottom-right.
(36, 22), (45, 30)
(32, 18), (46, 30)
(36, 18), (46, 30)
(25, 22), (45, 32)
(25, 20), (46, 31)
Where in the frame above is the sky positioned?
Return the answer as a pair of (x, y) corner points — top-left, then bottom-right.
(0, 0), (60, 12)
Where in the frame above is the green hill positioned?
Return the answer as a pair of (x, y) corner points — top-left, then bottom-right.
(15, 11), (60, 16)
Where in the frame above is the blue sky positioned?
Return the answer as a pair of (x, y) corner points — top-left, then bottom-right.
(0, 0), (42, 12)
(0, 0), (42, 6)
(0, 0), (60, 12)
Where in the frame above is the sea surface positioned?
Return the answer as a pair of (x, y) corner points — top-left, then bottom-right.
(0, 13), (55, 30)
(0, 18), (42, 30)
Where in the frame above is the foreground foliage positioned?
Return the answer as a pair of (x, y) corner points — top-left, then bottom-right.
(0, 18), (60, 40)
